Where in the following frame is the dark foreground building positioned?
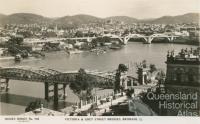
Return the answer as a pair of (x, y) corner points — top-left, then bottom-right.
(164, 48), (200, 116)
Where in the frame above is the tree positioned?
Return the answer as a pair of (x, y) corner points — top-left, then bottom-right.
(126, 89), (135, 98)
(25, 99), (42, 112)
(118, 64), (128, 72)
(75, 31), (84, 37)
(130, 28), (135, 34)
(114, 64), (128, 94)
(142, 60), (147, 68)
(69, 68), (93, 101)
(42, 31), (57, 37)
(122, 29), (129, 36)
(149, 64), (157, 73)
(7, 36), (24, 45)
(155, 70), (166, 84)
(102, 36), (111, 43)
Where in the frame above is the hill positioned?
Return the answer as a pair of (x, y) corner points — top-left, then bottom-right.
(0, 13), (51, 25)
(54, 14), (103, 27)
(150, 13), (200, 24)
(0, 14), (7, 25)
(0, 13), (6, 19)
(0, 13), (199, 26)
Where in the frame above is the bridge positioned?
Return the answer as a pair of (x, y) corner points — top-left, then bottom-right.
(102, 33), (179, 44)
(122, 33), (179, 44)
(0, 66), (115, 110)
(59, 33), (179, 45)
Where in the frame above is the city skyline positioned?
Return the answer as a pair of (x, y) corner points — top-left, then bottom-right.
(0, 0), (199, 19)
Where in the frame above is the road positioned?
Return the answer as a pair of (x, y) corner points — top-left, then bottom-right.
(128, 97), (157, 116)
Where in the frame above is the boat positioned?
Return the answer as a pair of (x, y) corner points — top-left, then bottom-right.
(31, 51), (45, 58)
(33, 109), (42, 114)
(66, 49), (83, 54)
(14, 54), (21, 62)
(109, 46), (122, 50)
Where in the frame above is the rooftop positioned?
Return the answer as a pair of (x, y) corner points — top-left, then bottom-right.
(166, 47), (200, 64)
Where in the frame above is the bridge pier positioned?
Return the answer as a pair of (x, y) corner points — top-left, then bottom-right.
(44, 82), (49, 101)
(166, 36), (175, 43)
(63, 84), (67, 100)
(123, 37), (129, 44)
(54, 83), (58, 110)
(0, 78), (9, 92)
(45, 82), (67, 110)
(147, 37), (154, 44)
(5, 78), (9, 92)
(169, 36), (174, 42)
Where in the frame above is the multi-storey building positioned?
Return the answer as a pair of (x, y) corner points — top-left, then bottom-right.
(164, 47), (200, 116)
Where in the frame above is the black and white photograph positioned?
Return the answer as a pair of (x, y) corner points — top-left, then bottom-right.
(0, 0), (199, 120)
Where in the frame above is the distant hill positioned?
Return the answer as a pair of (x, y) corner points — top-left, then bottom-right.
(0, 13), (199, 26)
(105, 16), (138, 24)
(0, 13), (6, 19)
(0, 13), (51, 25)
(149, 13), (200, 24)
(55, 14), (103, 27)
(0, 14), (7, 25)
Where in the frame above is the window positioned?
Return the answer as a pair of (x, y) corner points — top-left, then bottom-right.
(175, 68), (184, 83)
(127, 80), (132, 86)
(188, 69), (194, 82)
(176, 73), (181, 83)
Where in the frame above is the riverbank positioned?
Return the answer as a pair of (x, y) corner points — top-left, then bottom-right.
(0, 56), (14, 60)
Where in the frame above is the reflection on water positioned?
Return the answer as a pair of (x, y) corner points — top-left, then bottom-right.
(0, 93), (74, 115)
(0, 42), (197, 115)
(1, 93), (47, 107)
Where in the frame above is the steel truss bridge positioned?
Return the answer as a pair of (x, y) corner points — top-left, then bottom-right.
(0, 66), (115, 110)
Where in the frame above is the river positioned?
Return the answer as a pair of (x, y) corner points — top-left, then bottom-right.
(0, 42), (197, 115)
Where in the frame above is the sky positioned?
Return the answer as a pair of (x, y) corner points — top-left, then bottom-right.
(0, 0), (199, 19)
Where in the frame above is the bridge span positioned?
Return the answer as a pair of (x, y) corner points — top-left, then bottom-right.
(56, 33), (179, 45)
(123, 33), (179, 44)
(0, 66), (115, 110)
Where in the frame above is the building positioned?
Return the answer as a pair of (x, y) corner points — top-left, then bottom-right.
(0, 37), (10, 43)
(166, 48), (200, 86)
(24, 38), (48, 51)
(164, 48), (200, 116)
